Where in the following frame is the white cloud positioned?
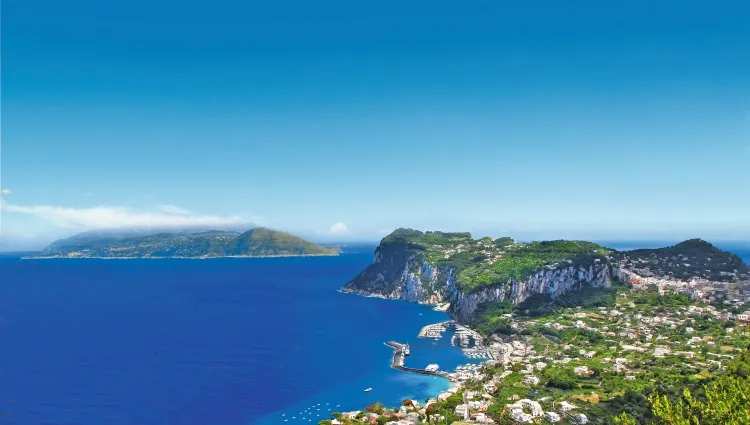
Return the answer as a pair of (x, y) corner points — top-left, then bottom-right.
(329, 222), (349, 234)
(158, 204), (191, 215)
(0, 188), (11, 196)
(1, 201), (249, 229)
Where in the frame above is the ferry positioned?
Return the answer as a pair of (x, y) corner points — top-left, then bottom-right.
(364, 388), (373, 392)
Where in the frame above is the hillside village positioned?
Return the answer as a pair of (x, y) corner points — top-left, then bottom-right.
(323, 281), (749, 425)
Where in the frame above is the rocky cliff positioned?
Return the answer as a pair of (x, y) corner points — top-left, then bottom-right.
(341, 229), (621, 322)
(447, 263), (619, 322)
(343, 253), (619, 322)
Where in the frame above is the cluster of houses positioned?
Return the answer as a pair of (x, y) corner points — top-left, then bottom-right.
(488, 340), (534, 364)
(330, 263), (750, 425)
(621, 268), (750, 306)
(503, 398), (588, 424)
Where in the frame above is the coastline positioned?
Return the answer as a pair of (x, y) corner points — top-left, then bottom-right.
(21, 253), (342, 260)
(255, 301), (475, 425)
(335, 291), (493, 417)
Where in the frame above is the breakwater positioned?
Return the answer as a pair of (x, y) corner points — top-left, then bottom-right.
(384, 341), (452, 379)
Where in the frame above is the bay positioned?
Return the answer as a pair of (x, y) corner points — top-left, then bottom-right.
(0, 247), (470, 425)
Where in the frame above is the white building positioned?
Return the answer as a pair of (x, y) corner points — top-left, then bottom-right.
(523, 375), (540, 385)
(575, 413), (589, 424)
(558, 401), (577, 412)
(506, 399), (543, 423)
(545, 411), (562, 422)
(574, 365), (590, 376)
(508, 408), (532, 423)
(520, 399), (543, 417)
(454, 404), (469, 420)
(613, 363), (627, 373)
(654, 345), (672, 357)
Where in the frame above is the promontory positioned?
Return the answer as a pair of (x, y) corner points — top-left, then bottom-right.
(342, 229), (749, 324)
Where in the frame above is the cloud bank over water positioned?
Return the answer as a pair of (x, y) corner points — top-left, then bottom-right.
(1, 198), (252, 230)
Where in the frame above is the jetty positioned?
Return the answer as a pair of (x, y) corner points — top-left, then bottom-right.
(384, 341), (452, 379)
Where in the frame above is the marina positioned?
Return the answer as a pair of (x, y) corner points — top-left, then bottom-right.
(384, 341), (452, 379)
(419, 320), (494, 359)
(418, 321), (450, 338)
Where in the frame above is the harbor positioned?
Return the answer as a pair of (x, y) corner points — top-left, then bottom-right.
(384, 341), (452, 379)
(418, 320), (494, 359)
(418, 321), (450, 338)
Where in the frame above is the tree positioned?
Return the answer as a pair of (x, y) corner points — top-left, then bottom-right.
(613, 413), (638, 425)
(543, 367), (576, 390)
(649, 376), (750, 425)
(443, 393), (464, 410)
(425, 405), (437, 423)
(647, 351), (750, 425)
(486, 406), (513, 425)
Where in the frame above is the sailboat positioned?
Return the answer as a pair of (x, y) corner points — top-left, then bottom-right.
(364, 388), (373, 392)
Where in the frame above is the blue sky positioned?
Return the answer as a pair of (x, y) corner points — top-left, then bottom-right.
(2, 0), (750, 248)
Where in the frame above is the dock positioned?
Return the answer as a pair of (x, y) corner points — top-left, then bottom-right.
(384, 341), (452, 379)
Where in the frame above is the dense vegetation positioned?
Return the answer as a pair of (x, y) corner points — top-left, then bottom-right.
(377, 229), (614, 294)
(42, 227), (341, 258)
(469, 300), (514, 335)
(616, 349), (750, 425)
(456, 240), (610, 292)
(368, 231), (748, 296)
(231, 227), (340, 256)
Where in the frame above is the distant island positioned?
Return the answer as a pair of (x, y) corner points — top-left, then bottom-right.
(37, 227), (341, 258)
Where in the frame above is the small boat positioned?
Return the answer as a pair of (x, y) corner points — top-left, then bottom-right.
(364, 388), (373, 392)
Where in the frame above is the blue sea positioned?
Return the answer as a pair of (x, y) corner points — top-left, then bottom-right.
(1, 244), (748, 425)
(0, 247), (473, 425)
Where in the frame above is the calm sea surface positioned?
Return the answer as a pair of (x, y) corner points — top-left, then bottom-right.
(0, 247), (470, 425)
(1, 244), (747, 425)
